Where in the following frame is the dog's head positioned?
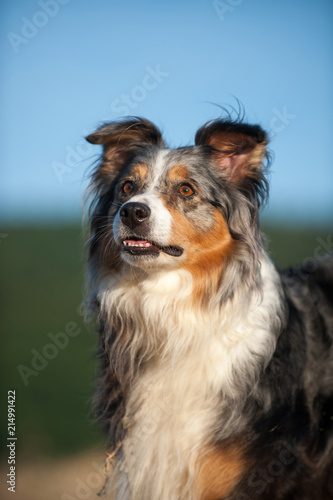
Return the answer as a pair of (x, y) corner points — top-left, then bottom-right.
(86, 117), (269, 278)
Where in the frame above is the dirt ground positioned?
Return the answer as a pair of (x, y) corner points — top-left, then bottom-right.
(1, 448), (109, 500)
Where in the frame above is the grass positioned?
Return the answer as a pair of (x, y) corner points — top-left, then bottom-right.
(0, 222), (332, 458)
(0, 225), (102, 458)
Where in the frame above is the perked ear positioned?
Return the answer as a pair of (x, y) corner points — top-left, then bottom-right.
(195, 119), (269, 184)
(86, 116), (164, 147)
(86, 117), (164, 180)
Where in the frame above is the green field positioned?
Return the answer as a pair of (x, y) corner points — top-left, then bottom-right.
(1, 223), (332, 458)
(0, 225), (102, 458)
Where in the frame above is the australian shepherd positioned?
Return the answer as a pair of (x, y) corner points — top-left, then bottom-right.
(84, 116), (333, 499)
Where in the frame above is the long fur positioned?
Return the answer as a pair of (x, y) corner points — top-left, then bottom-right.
(84, 116), (333, 499)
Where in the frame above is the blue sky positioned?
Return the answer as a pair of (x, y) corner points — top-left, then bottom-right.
(1, 0), (332, 225)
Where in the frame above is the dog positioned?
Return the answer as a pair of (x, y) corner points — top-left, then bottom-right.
(84, 116), (333, 499)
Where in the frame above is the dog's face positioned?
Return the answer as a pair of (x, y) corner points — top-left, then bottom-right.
(107, 148), (234, 271)
(86, 118), (268, 274)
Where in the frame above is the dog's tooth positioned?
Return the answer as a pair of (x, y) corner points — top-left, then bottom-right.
(124, 240), (154, 248)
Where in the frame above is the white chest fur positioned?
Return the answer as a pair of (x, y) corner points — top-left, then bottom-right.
(96, 259), (282, 500)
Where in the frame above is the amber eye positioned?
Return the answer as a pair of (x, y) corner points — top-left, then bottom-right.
(179, 184), (194, 197)
(122, 181), (134, 194)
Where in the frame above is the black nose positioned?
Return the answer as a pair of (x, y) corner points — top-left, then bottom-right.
(120, 202), (151, 229)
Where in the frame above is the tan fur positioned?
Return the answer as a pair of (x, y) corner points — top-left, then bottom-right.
(196, 441), (247, 500)
(130, 163), (149, 179)
(166, 164), (189, 182)
(167, 207), (235, 305)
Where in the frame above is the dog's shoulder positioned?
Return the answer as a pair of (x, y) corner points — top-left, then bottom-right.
(281, 254), (333, 302)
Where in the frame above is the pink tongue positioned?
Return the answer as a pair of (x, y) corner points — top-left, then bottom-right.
(125, 240), (152, 246)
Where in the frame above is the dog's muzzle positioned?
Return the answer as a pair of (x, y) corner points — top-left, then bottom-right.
(119, 202), (183, 258)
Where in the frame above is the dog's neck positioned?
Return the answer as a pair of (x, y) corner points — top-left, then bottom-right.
(93, 252), (284, 395)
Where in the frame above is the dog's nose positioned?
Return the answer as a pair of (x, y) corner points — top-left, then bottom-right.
(120, 202), (151, 229)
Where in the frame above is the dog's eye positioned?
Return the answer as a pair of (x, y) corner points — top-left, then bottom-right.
(122, 181), (134, 194)
(179, 184), (194, 197)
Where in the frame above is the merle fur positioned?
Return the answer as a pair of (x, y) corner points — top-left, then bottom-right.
(85, 116), (333, 499)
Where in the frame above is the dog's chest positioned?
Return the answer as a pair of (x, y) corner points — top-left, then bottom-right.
(121, 344), (226, 500)
(99, 264), (280, 499)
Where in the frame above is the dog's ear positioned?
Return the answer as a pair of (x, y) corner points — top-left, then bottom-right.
(86, 117), (164, 181)
(195, 120), (268, 185)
